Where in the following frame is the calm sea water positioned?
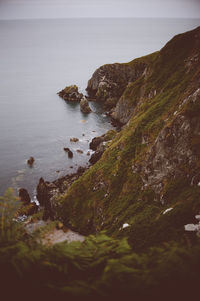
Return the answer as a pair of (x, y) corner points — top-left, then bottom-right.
(0, 18), (200, 197)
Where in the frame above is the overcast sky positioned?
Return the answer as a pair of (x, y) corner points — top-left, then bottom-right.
(0, 0), (200, 19)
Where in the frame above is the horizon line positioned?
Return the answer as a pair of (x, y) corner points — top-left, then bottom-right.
(0, 16), (200, 21)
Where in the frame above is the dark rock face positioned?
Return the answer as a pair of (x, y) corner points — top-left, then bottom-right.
(89, 130), (117, 164)
(18, 188), (38, 216)
(89, 136), (104, 151)
(37, 168), (87, 220)
(86, 62), (146, 103)
(80, 97), (92, 113)
(58, 85), (83, 102)
(89, 144), (105, 165)
(19, 188), (31, 204)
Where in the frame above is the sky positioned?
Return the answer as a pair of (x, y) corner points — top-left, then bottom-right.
(0, 0), (200, 19)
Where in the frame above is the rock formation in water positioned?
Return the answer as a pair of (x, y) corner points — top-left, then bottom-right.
(80, 97), (92, 113)
(58, 85), (83, 101)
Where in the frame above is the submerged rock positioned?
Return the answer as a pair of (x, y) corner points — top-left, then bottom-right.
(70, 137), (79, 142)
(80, 97), (92, 113)
(27, 156), (34, 166)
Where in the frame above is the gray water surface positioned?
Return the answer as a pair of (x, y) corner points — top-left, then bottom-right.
(0, 18), (200, 196)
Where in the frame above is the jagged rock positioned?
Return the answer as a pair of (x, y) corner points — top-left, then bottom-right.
(58, 85), (83, 101)
(27, 156), (34, 166)
(80, 97), (92, 113)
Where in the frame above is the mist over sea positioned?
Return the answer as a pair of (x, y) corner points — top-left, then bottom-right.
(0, 17), (199, 196)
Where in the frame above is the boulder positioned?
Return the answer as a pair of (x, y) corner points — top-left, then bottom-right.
(27, 156), (34, 166)
(63, 147), (73, 158)
(80, 97), (92, 113)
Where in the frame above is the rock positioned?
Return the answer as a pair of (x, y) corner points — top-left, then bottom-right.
(87, 151), (90, 156)
(76, 149), (83, 154)
(17, 188), (38, 216)
(18, 188), (31, 204)
(86, 62), (146, 103)
(70, 137), (79, 142)
(58, 85), (83, 102)
(68, 150), (73, 158)
(27, 156), (34, 166)
(80, 97), (92, 113)
(89, 136), (104, 151)
(63, 147), (70, 152)
(36, 168), (87, 220)
(89, 144), (105, 165)
(63, 147), (73, 158)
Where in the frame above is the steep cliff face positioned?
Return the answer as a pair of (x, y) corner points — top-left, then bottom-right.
(86, 55), (155, 113)
(55, 27), (200, 251)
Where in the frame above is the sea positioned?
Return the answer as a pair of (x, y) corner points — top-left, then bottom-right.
(0, 18), (199, 197)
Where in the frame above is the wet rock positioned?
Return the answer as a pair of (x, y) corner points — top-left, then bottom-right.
(64, 147), (73, 158)
(80, 97), (92, 113)
(70, 137), (79, 142)
(58, 85), (83, 101)
(68, 150), (73, 158)
(27, 156), (34, 166)
(76, 149), (83, 154)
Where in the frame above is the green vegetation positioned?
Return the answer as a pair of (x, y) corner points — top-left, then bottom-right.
(0, 189), (200, 299)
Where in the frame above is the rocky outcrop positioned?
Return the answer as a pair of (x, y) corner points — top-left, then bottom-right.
(80, 97), (92, 113)
(19, 188), (31, 204)
(86, 62), (146, 104)
(37, 167), (87, 220)
(89, 130), (117, 164)
(58, 85), (83, 101)
(17, 188), (38, 216)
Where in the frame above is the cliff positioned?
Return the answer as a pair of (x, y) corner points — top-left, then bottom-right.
(1, 26), (200, 300)
(56, 26), (200, 249)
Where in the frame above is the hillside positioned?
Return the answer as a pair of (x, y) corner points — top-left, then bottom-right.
(1, 26), (200, 300)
